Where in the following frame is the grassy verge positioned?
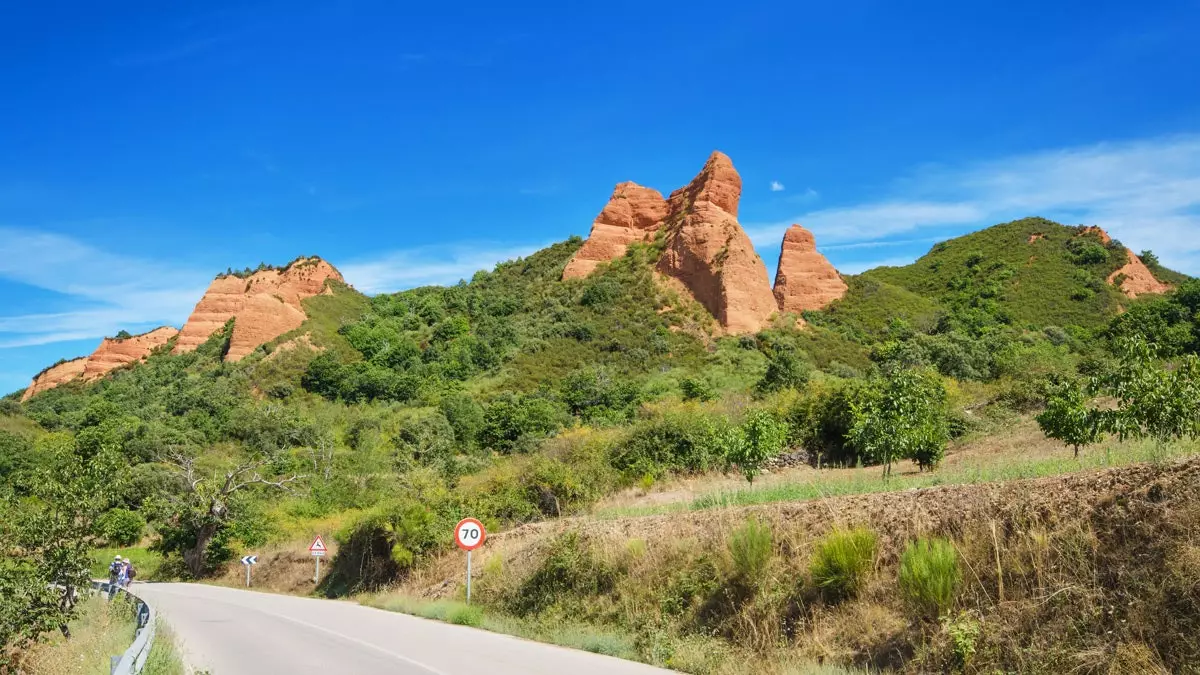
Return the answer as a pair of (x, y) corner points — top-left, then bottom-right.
(141, 622), (188, 675)
(600, 438), (1200, 517)
(19, 595), (137, 675)
(360, 593), (861, 674)
(90, 546), (167, 580)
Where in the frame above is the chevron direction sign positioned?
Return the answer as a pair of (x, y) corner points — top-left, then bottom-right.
(241, 555), (258, 565)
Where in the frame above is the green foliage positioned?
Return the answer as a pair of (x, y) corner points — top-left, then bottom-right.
(479, 394), (567, 453)
(326, 497), (447, 594)
(509, 532), (622, 616)
(0, 429), (35, 481)
(786, 382), (863, 466)
(96, 507), (146, 547)
(1036, 378), (1103, 457)
(560, 366), (642, 424)
(609, 408), (735, 479)
(0, 433), (127, 663)
(679, 374), (718, 402)
(756, 347), (812, 394)
(848, 368), (950, 476)
(942, 611), (981, 669)
(809, 527), (877, 600)
(1093, 337), (1200, 446)
(446, 603), (484, 626)
(730, 409), (786, 483)
(898, 537), (961, 618)
(860, 218), (1137, 329)
(727, 518), (773, 581)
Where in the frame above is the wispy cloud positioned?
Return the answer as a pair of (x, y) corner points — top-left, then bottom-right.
(111, 34), (230, 67)
(837, 256), (923, 275)
(0, 228), (209, 350)
(339, 243), (548, 295)
(770, 180), (785, 192)
(747, 135), (1200, 275)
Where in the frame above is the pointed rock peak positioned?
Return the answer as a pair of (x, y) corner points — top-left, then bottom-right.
(773, 224), (847, 314)
(562, 181), (669, 280)
(782, 224), (817, 249)
(668, 150), (742, 217)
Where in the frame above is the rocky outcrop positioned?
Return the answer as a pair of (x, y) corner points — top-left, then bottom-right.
(562, 182), (668, 280)
(1078, 226), (1170, 298)
(174, 258), (342, 361)
(1109, 252), (1171, 298)
(655, 152), (777, 334)
(565, 151), (777, 333)
(82, 327), (178, 380)
(21, 327), (179, 401)
(21, 357), (87, 402)
(772, 224), (847, 313)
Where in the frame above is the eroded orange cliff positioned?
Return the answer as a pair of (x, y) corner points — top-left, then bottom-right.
(82, 326), (179, 380)
(772, 224), (847, 313)
(173, 258), (342, 361)
(564, 151), (777, 333)
(21, 358), (88, 402)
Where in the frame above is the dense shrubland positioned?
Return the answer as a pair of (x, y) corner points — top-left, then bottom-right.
(3, 217), (1199, 667)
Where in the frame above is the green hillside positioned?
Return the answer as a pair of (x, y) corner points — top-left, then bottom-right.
(3, 217), (1199, 673)
(858, 217), (1143, 328)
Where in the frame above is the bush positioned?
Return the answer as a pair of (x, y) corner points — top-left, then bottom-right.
(680, 375), (718, 402)
(728, 519), (773, 581)
(898, 537), (961, 617)
(731, 409), (786, 483)
(96, 508), (146, 547)
(809, 527), (877, 600)
(446, 603), (484, 626)
(757, 349), (812, 394)
(509, 532), (622, 615)
(609, 410), (731, 478)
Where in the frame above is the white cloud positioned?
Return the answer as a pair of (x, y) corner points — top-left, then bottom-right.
(0, 227), (210, 350)
(746, 135), (1200, 276)
(770, 180), (785, 192)
(339, 243), (548, 295)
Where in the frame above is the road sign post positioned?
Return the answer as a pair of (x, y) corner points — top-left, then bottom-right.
(453, 518), (486, 604)
(309, 536), (327, 584)
(241, 555), (258, 587)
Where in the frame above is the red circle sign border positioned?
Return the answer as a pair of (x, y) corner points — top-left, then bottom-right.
(454, 517), (486, 551)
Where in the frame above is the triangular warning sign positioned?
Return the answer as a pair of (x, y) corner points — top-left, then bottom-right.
(309, 535), (327, 553)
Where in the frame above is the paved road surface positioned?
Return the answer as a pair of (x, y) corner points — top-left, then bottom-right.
(136, 583), (672, 674)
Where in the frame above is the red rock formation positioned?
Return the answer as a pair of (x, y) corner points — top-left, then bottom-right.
(1109, 251), (1171, 298)
(21, 357), (87, 402)
(655, 152), (777, 333)
(564, 151), (777, 333)
(1078, 226), (1170, 298)
(174, 258), (343, 361)
(562, 182), (668, 280)
(772, 225), (847, 313)
(82, 326), (178, 380)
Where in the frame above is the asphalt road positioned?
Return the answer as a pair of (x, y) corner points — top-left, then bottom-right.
(136, 583), (672, 674)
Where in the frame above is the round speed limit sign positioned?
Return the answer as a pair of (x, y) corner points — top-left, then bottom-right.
(454, 518), (486, 551)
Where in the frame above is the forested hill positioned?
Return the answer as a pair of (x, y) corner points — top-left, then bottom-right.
(0, 215), (1193, 592)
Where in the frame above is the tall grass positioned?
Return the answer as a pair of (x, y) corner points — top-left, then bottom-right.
(599, 437), (1200, 517)
(898, 537), (961, 617)
(728, 519), (773, 580)
(809, 527), (877, 599)
(20, 595), (136, 675)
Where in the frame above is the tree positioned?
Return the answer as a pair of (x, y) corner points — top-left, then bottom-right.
(757, 349), (812, 394)
(1036, 379), (1102, 457)
(848, 369), (949, 477)
(155, 451), (303, 578)
(729, 410), (787, 484)
(1, 433), (125, 663)
(1094, 338), (1200, 452)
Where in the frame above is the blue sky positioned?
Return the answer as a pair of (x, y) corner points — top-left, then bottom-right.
(4, 0), (1200, 394)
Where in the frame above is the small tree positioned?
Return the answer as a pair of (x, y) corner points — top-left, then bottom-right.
(1095, 338), (1200, 454)
(1036, 379), (1102, 457)
(730, 410), (787, 484)
(756, 349), (812, 394)
(848, 368), (949, 478)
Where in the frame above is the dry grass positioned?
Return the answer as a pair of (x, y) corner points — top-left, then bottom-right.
(19, 595), (137, 675)
(383, 454), (1200, 673)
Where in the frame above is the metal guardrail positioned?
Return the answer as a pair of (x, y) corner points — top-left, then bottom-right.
(90, 581), (156, 675)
